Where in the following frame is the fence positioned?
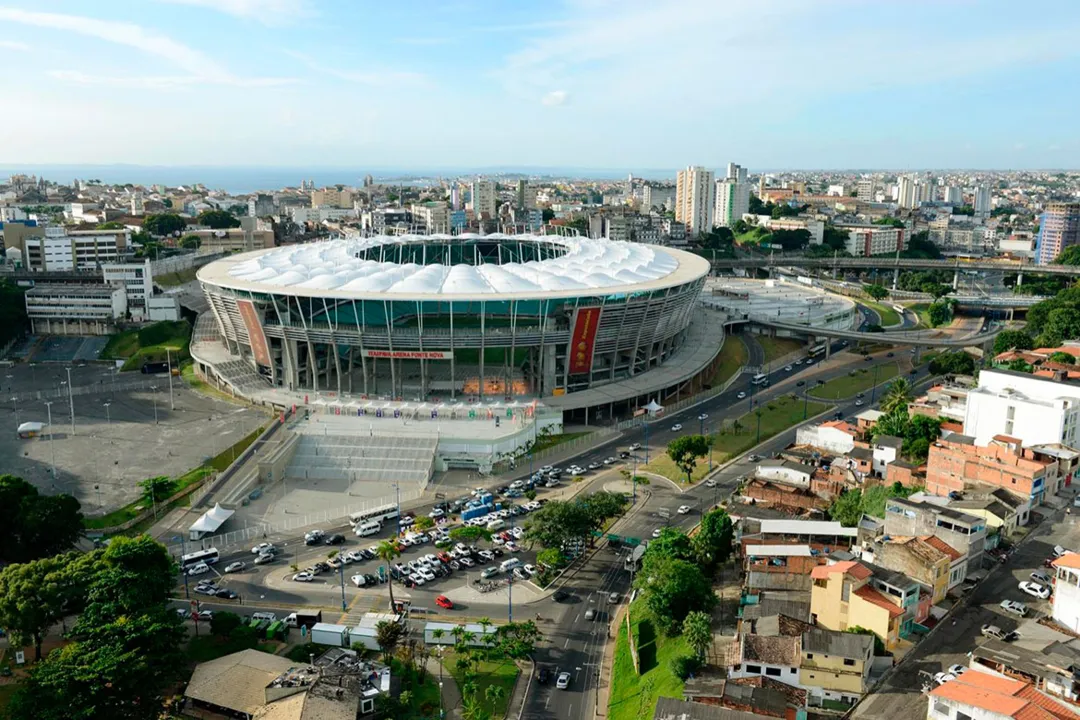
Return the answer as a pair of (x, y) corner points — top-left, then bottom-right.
(180, 487), (425, 554)
(150, 251), (226, 276)
(12, 378), (164, 404)
(614, 357), (745, 433)
(492, 426), (621, 475)
(626, 603), (640, 674)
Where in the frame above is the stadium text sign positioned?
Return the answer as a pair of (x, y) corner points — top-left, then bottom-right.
(362, 350), (453, 360)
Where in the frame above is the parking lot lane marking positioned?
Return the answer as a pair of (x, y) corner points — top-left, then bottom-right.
(564, 637), (571, 649)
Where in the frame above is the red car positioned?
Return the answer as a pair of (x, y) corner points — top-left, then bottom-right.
(436, 551), (452, 563)
(435, 595), (454, 610)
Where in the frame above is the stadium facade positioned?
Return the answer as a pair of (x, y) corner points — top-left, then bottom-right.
(197, 234), (711, 408)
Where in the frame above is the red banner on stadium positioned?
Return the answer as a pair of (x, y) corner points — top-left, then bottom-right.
(236, 299), (271, 367)
(569, 306), (601, 374)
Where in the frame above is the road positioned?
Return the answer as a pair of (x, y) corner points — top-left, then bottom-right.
(852, 503), (1079, 719)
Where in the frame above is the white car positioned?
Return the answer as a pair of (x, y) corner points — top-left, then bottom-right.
(855, 400), (864, 407)
(292, 571), (315, 582)
(523, 564), (536, 575)
(556, 672), (571, 690)
(947, 664), (968, 676)
(603, 457), (615, 465)
(1019, 581), (1051, 600)
(704, 479), (716, 488)
(1054, 545), (1068, 558)
(652, 528), (663, 538)
(505, 541), (520, 553)
(409, 574), (427, 586)
(587, 462), (602, 470)
(737, 392), (746, 399)
(1000, 599), (1028, 617)
(677, 505), (692, 515)
(429, 508), (445, 519)
(251, 542), (275, 555)
(671, 424), (683, 432)
(933, 672), (956, 685)
(187, 562), (210, 577)
(698, 413), (709, 421)
(351, 574), (368, 587)
(459, 557), (475, 568)
(478, 550), (495, 562)
(629, 443), (641, 451)
(784, 365), (792, 372)
(253, 553), (275, 565)
(224, 561), (245, 573)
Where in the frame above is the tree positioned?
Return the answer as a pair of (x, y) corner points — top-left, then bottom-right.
(667, 435), (712, 483)
(536, 547), (563, 569)
(929, 351), (976, 376)
(769, 228), (812, 251)
(864, 284), (888, 300)
(635, 555), (717, 635)
(1055, 246), (1080, 266)
(413, 515), (435, 531)
(138, 475), (176, 504)
(921, 282), (952, 299)
(485, 685), (506, 714)
(823, 226), (849, 251)
(700, 226), (734, 249)
(881, 378), (913, 416)
(872, 217), (905, 228)
(375, 620), (405, 664)
(210, 610), (243, 637)
(693, 508), (734, 572)
(449, 526), (492, 544)
(95, 221), (125, 229)
(645, 527), (694, 563)
(927, 299), (954, 327)
(1051, 351), (1076, 365)
(682, 611), (713, 658)
(142, 213), (186, 237)
(493, 620), (541, 659)
(829, 489), (865, 526)
(197, 209), (241, 229)
(579, 490), (627, 530)
(179, 233), (201, 250)
(541, 208), (555, 223)
(0, 553), (84, 659)
(993, 329), (1034, 355)
(376, 541), (402, 611)
(523, 500), (592, 550)
(901, 231), (941, 260)
(0, 475), (84, 562)
(1006, 358), (1034, 373)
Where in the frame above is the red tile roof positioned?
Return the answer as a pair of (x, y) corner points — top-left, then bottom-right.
(921, 535), (962, 561)
(930, 668), (1080, 720)
(1052, 552), (1080, 572)
(809, 560), (872, 581)
(852, 585), (904, 617)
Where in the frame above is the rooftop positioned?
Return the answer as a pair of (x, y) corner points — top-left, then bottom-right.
(931, 667), (1080, 720)
(810, 560), (872, 581)
(1052, 552), (1080, 572)
(185, 649), (296, 716)
(802, 627), (873, 659)
(852, 585), (904, 617)
(652, 696), (775, 720)
(757, 519), (858, 538)
(920, 535), (962, 561)
(875, 435), (903, 449)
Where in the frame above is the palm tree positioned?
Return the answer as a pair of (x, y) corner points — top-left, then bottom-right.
(731, 418), (743, 435)
(882, 378), (913, 415)
(485, 684), (507, 714)
(376, 540), (402, 611)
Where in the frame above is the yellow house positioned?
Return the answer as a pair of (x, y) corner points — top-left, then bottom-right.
(800, 627), (875, 709)
(810, 561), (903, 651)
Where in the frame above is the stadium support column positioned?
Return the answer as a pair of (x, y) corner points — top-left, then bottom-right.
(892, 267), (899, 290)
(449, 303), (456, 400)
(1017, 269), (1023, 287)
(479, 303), (486, 400)
(346, 348), (354, 394)
(953, 269), (959, 290)
(307, 341), (318, 391)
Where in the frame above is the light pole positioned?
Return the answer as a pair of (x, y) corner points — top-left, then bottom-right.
(174, 535), (190, 599)
(151, 386), (159, 424)
(11, 396), (18, 429)
(644, 421), (650, 465)
(65, 366), (74, 436)
(4, 373), (11, 392)
(103, 401), (111, 427)
(94, 484), (102, 511)
(870, 363), (882, 405)
(166, 348), (175, 411)
(44, 401), (56, 480)
(708, 424), (713, 471)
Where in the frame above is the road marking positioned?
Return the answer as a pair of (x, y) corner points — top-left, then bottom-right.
(564, 637), (571, 648)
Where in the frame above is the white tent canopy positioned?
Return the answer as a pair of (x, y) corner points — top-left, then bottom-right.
(645, 399), (664, 415)
(189, 503), (234, 540)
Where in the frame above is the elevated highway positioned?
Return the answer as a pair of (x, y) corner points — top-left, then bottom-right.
(724, 314), (1001, 348)
(707, 254), (1080, 276)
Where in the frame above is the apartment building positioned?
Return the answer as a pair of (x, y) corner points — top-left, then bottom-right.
(928, 669), (1080, 720)
(800, 628), (874, 710)
(1052, 552), (1080, 634)
(192, 218), (274, 254)
(470, 180), (497, 218)
(965, 368), (1080, 448)
(642, 185), (676, 212)
(840, 226), (906, 257)
(757, 216), (825, 245)
(883, 497), (986, 576)
(410, 202), (450, 233)
(675, 166), (715, 236)
(310, 187), (354, 208)
(248, 193), (275, 217)
(9, 227), (129, 271)
(715, 170), (751, 228)
(926, 434), (1061, 507)
(25, 283), (125, 335)
(1037, 202), (1080, 265)
(101, 259), (153, 319)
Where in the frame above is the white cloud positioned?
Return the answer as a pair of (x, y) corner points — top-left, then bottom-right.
(541, 90), (567, 106)
(285, 50), (427, 86)
(0, 40), (29, 51)
(156, 0), (311, 24)
(0, 7), (292, 87)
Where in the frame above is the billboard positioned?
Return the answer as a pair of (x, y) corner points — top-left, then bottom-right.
(568, 306), (602, 374)
(236, 299), (271, 367)
(362, 349), (453, 360)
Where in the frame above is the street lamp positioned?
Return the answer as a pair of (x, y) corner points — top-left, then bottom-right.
(173, 535), (190, 599)
(10, 396), (18, 429)
(870, 363), (882, 405)
(151, 386), (159, 424)
(44, 400), (56, 480)
(103, 401), (111, 426)
(65, 366), (74, 436)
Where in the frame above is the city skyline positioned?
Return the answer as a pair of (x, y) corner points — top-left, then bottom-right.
(2, 0), (1080, 170)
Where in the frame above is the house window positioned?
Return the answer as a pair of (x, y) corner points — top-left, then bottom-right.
(842, 583), (850, 602)
(765, 667), (782, 677)
(789, 668), (797, 674)
(932, 701), (950, 717)
(957, 713), (972, 720)
(806, 653), (814, 659)
(745, 664), (761, 674)
(843, 658), (856, 666)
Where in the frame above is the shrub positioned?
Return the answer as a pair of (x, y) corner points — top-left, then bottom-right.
(670, 653), (702, 680)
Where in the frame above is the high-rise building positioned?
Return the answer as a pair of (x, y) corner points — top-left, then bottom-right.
(450, 185), (461, 211)
(897, 175), (917, 209)
(130, 192), (144, 216)
(248, 193), (275, 218)
(1037, 202), (1080, 264)
(856, 179), (876, 202)
(974, 186), (992, 217)
(714, 177), (750, 228)
(471, 180), (497, 217)
(675, 166), (715, 236)
(943, 186), (963, 204)
(515, 180), (538, 211)
(311, 188), (353, 209)
(726, 162), (748, 183)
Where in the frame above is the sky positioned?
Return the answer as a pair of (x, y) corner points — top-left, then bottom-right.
(2, 0), (1080, 172)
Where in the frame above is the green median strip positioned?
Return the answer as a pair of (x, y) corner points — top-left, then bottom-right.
(809, 362), (900, 401)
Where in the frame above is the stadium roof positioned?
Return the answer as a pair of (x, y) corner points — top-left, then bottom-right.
(200, 234), (710, 301)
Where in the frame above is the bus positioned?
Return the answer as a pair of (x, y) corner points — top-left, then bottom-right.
(180, 547), (219, 570)
(751, 373), (769, 386)
(892, 305), (905, 315)
(807, 343), (827, 359)
(349, 504), (400, 527)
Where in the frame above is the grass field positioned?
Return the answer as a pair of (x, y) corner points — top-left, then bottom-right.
(391, 658), (443, 719)
(180, 362), (242, 403)
(186, 634), (277, 664)
(84, 424), (265, 530)
(859, 299), (902, 327)
(642, 395), (831, 483)
(755, 335), (804, 364)
(609, 602), (690, 720)
(445, 652), (519, 718)
(102, 320), (192, 371)
(532, 430), (591, 454)
(906, 302), (934, 328)
(809, 363), (900, 401)
(705, 335), (748, 387)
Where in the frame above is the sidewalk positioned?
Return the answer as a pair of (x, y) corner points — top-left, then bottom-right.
(425, 655), (463, 720)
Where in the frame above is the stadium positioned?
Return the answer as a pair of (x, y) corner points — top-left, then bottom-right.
(195, 233), (716, 421)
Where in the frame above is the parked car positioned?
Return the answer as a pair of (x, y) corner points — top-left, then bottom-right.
(481, 566), (500, 579)
(1019, 581), (1051, 600)
(1054, 545), (1068, 558)
(293, 572), (315, 582)
(609, 592), (620, 603)
(629, 443), (641, 451)
(947, 664), (967, 676)
(933, 672), (956, 685)
(1031, 571), (1053, 585)
(1000, 600), (1028, 617)
(651, 528), (662, 538)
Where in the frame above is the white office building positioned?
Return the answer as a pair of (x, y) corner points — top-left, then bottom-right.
(24, 228), (129, 271)
(675, 166), (715, 236)
(715, 178), (751, 228)
(24, 283), (126, 335)
(842, 226), (906, 257)
(102, 259), (153, 320)
(471, 180), (497, 218)
(964, 369), (1080, 447)
(943, 186), (963, 205)
(974, 186), (992, 217)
